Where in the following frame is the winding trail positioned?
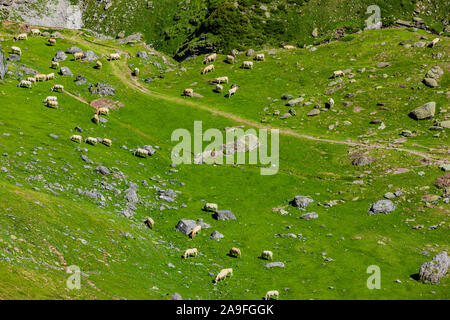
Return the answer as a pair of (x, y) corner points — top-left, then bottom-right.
(64, 32), (449, 164)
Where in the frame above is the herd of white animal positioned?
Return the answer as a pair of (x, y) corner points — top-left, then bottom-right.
(186, 49), (271, 99)
(9, 28), (293, 299)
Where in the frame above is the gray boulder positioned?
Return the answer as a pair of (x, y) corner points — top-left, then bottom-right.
(89, 83), (115, 96)
(409, 102), (436, 120)
(281, 94), (294, 100)
(124, 183), (139, 208)
(213, 210), (236, 221)
(265, 262), (285, 268)
(171, 293), (182, 300)
(423, 78), (438, 88)
(286, 97), (304, 106)
(118, 33), (142, 44)
(75, 75), (87, 85)
(17, 64), (37, 75)
(95, 166), (110, 176)
(369, 200), (395, 215)
(352, 156), (374, 166)
(0, 48), (7, 79)
(137, 51), (148, 59)
(59, 67), (73, 76)
(291, 195), (314, 208)
(65, 47), (83, 54)
(210, 230), (224, 241)
(300, 212), (318, 220)
(419, 251), (448, 284)
(7, 54), (20, 62)
(84, 50), (98, 61)
(53, 50), (67, 62)
(176, 219), (197, 235)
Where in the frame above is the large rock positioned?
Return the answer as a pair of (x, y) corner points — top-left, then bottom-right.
(124, 183), (139, 209)
(438, 120), (450, 129)
(300, 212), (318, 220)
(246, 49), (255, 56)
(210, 230), (224, 241)
(419, 251), (448, 284)
(84, 50), (98, 61)
(176, 219), (197, 235)
(89, 83), (115, 96)
(352, 156), (374, 166)
(213, 210), (236, 221)
(0, 47), (6, 80)
(65, 46), (83, 54)
(376, 62), (390, 68)
(171, 293), (182, 300)
(307, 109), (320, 117)
(137, 51), (148, 59)
(290, 195), (314, 208)
(286, 97), (304, 106)
(434, 173), (450, 188)
(59, 66), (73, 76)
(95, 166), (110, 176)
(17, 64), (37, 75)
(265, 262), (285, 268)
(118, 33), (142, 44)
(75, 75), (87, 85)
(7, 54), (20, 62)
(409, 102), (436, 120)
(369, 200), (395, 215)
(53, 50), (67, 62)
(423, 78), (439, 88)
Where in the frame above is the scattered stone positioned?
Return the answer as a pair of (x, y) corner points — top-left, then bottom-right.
(291, 195), (314, 208)
(84, 50), (98, 61)
(369, 200), (396, 215)
(0, 48), (7, 79)
(171, 293), (182, 300)
(419, 251), (448, 284)
(7, 54), (20, 62)
(65, 46), (83, 54)
(409, 102), (435, 120)
(53, 50), (67, 62)
(376, 62), (390, 68)
(213, 210), (236, 221)
(286, 97), (304, 106)
(307, 109), (320, 117)
(434, 174), (450, 188)
(300, 212), (318, 220)
(96, 166), (110, 176)
(176, 219), (197, 235)
(423, 78), (439, 88)
(265, 262), (285, 268)
(89, 83), (116, 96)
(75, 75), (87, 85)
(352, 156), (374, 166)
(59, 66), (73, 76)
(210, 231), (224, 241)
(137, 51), (148, 59)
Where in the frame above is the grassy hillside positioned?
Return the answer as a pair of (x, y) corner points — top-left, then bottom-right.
(77, 0), (450, 59)
(0, 21), (448, 299)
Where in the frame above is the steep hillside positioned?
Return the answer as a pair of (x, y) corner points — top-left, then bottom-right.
(0, 21), (448, 300)
(2, 0), (449, 60)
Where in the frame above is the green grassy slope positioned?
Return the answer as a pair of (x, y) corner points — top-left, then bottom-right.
(77, 0), (450, 58)
(0, 22), (448, 299)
